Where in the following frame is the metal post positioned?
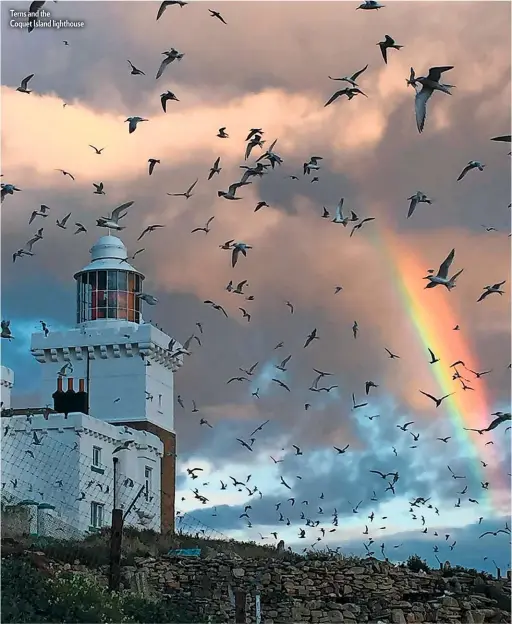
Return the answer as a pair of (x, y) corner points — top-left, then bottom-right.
(255, 592), (261, 624)
(109, 457), (123, 592)
(85, 351), (91, 415)
(234, 590), (246, 624)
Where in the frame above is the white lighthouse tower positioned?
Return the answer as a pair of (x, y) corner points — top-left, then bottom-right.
(30, 234), (183, 530)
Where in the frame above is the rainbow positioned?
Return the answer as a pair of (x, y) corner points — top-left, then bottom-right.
(375, 227), (507, 511)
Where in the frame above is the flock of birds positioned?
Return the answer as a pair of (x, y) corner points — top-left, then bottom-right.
(2, 0), (511, 565)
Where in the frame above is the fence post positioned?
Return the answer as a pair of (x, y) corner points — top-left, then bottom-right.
(234, 590), (247, 624)
(255, 591), (261, 624)
(109, 457), (123, 592)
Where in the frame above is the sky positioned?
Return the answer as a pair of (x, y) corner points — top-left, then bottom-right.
(1, 0), (511, 572)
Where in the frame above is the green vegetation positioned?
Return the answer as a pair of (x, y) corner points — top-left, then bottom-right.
(406, 554), (431, 573)
(1, 557), (205, 623)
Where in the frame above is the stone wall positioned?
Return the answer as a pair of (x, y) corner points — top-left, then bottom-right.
(127, 553), (511, 623)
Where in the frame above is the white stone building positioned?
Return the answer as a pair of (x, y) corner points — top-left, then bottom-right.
(1, 235), (183, 537)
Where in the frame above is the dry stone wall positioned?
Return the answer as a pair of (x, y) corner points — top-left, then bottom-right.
(127, 553), (511, 623)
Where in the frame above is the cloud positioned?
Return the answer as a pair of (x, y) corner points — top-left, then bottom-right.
(2, 0), (510, 570)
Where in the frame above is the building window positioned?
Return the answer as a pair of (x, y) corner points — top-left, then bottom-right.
(77, 270), (143, 324)
(90, 502), (104, 528)
(92, 446), (102, 467)
(144, 466), (153, 501)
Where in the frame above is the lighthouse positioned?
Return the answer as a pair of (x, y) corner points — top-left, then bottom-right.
(29, 234), (184, 531)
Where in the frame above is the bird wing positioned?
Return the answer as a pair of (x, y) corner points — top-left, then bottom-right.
(156, 1), (169, 20)
(156, 56), (171, 79)
(187, 178), (199, 193)
(379, 42), (388, 64)
(407, 195), (418, 218)
(491, 135), (512, 143)
(457, 164), (471, 181)
(324, 91), (343, 107)
(437, 248), (455, 278)
(419, 390), (437, 402)
(415, 86), (433, 133)
(477, 290), (490, 302)
(427, 66), (454, 82)
(111, 201), (134, 221)
(62, 212), (71, 225)
(21, 74), (34, 89)
(351, 64), (369, 81)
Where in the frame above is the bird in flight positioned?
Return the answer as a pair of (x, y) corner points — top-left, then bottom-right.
(168, 179), (199, 199)
(377, 35), (403, 64)
(419, 390), (454, 408)
(413, 66), (454, 133)
(424, 249), (463, 291)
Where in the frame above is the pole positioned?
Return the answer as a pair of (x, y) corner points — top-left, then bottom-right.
(255, 592), (261, 624)
(234, 590), (246, 624)
(109, 457), (123, 591)
(86, 351), (91, 415)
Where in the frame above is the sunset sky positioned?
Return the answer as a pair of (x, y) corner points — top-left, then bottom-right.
(1, 0), (511, 571)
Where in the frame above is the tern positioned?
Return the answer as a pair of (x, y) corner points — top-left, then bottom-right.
(424, 249), (463, 290)
(93, 182), (105, 194)
(231, 242), (252, 267)
(419, 390), (454, 408)
(324, 87), (367, 107)
(17, 74), (34, 94)
(96, 201), (134, 231)
(167, 178), (198, 199)
(457, 161), (485, 181)
(29, 205), (50, 224)
(245, 134), (265, 160)
(378, 35), (403, 64)
(156, 0), (188, 20)
(136, 293), (159, 305)
(56, 213), (71, 229)
(74, 223), (87, 235)
(55, 169), (75, 180)
(125, 117), (148, 134)
(332, 198), (350, 226)
(217, 127), (229, 138)
(209, 9), (227, 24)
(357, 1), (385, 9)
(89, 145), (105, 154)
(490, 135), (511, 143)
(127, 60), (145, 76)
(208, 157), (222, 180)
(148, 159), (160, 175)
(477, 281), (506, 302)
(407, 192), (432, 218)
(156, 49), (184, 79)
(160, 90), (179, 112)
(191, 216), (215, 234)
(1, 184), (22, 203)
(414, 66), (454, 133)
(218, 181), (251, 200)
(138, 224), (165, 241)
(328, 64), (368, 87)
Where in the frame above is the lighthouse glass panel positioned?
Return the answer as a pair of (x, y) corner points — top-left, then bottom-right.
(77, 270), (142, 323)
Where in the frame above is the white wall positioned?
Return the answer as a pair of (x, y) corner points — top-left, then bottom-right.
(1, 412), (162, 536)
(1, 365), (14, 409)
(30, 322), (181, 432)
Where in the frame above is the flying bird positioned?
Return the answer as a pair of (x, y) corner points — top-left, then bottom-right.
(127, 60), (145, 75)
(357, 1), (385, 9)
(89, 145), (105, 154)
(477, 281), (506, 302)
(55, 169), (75, 180)
(168, 179), (199, 199)
(209, 9), (227, 24)
(17, 74), (34, 93)
(155, 48), (184, 79)
(138, 224), (165, 241)
(125, 117), (148, 133)
(148, 159), (160, 175)
(419, 390), (454, 408)
(161, 90), (179, 112)
(328, 64), (368, 87)
(457, 161), (485, 181)
(427, 348), (440, 364)
(407, 192), (432, 218)
(96, 201), (134, 231)
(414, 66), (454, 133)
(1, 184), (22, 203)
(208, 157), (222, 180)
(191, 216), (215, 234)
(231, 242), (252, 267)
(156, 0), (188, 21)
(378, 35), (403, 64)
(424, 249), (463, 290)
(56, 213), (71, 229)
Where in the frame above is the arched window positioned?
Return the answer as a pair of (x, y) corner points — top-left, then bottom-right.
(77, 270), (142, 323)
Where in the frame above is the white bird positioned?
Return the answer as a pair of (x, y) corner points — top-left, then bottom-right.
(113, 440), (135, 454)
(328, 64), (368, 87)
(477, 281), (506, 302)
(29, 205), (50, 224)
(407, 192), (432, 218)
(156, 49), (184, 79)
(1, 184), (22, 203)
(414, 66), (454, 133)
(218, 181), (251, 200)
(231, 242), (253, 268)
(17, 74), (34, 94)
(424, 249), (463, 291)
(357, 0), (385, 9)
(96, 201), (134, 230)
(167, 178), (198, 199)
(136, 293), (159, 305)
(156, 0), (187, 21)
(457, 161), (485, 181)
(331, 198), (358, 226)
(125, 117), (148, 134)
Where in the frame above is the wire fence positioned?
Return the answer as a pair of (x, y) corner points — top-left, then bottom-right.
(1, 414), (236, 570)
